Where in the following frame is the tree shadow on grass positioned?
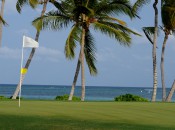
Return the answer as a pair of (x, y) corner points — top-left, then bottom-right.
(0, 115), (174, 130)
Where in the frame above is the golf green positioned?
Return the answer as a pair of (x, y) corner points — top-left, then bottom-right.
(0, 101), (175, 130)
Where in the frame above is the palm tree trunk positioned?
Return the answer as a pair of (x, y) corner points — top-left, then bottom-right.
(161, 34), (168, 102)
(0, 0), (5, 47)
(81, 28), (86, 101)
(151, 0), (158, 102)
(11, 0), (48, 99)
(68, 51), (81, 101)
(166, 80), (175, 102)
(81, 15), (86, 101)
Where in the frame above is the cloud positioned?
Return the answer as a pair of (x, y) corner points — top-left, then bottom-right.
(0, 46), (21, 59)
(96, 48), (118, 62)
(36, 47), (64, 62)
(0, 46), (64, 62)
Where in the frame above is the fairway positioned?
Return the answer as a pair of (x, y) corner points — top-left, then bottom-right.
(0, 101), (175, 130)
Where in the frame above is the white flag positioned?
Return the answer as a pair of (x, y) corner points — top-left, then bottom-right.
(23, 36), (39, 48)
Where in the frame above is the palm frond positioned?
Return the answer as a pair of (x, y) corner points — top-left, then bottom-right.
(72, 5), (92, 21)
(73, 0), (82, 7)
(29, 0), (38, 9)
(161, 0), (165, 6)
(132, 0), (151, 18)
(16, 0), (27, 13)
(49, 0), (65, 14)
(172, 30), (175, 36)
(93, 21), (131, 46)
(162, 5), (175, 30)
(60, 0), (75, 15)
(142, 26), (160, 46)
(98, 21), (141, 36)
(84, 30), (97, 76)
(99, 15), (126, 26)
(0, 15), (7, 25)
(142, 27), (154, 44)
(16, 0), (39, 13)
(32, 10), (73, 31)
(95, 0), (135, 18)
(85, 0), (98, 9)
(65, 25), (81, 59)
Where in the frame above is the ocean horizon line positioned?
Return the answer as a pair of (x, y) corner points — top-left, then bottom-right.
(0, 84), (154, 88)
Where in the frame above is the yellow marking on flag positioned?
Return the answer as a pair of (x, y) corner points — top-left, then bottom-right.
(21, 68), (28, 74)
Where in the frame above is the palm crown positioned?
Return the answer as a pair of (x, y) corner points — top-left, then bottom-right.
(32, 0), (140, 75)
(161, 0), (175, 31)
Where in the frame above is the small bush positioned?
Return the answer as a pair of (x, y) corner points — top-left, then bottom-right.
(0, 96), (7, 99)
(9, 96), (23, 99)
(114, 94), (149, 102)
(55, 94), (81, 101)
(16, 96), (23, 100)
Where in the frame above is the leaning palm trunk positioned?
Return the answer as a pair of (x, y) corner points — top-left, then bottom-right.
(161, 34), (168, 102)
(68, 51), (81, 101)
(12, 0), (48, 99)
(166, 80), (175, 102)
(0, 0), (5, 47)
(12, 48), (37, 99)
(151, 0), (158, 102)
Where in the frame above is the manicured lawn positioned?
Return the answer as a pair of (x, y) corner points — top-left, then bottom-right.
(0, 101), (175, 130)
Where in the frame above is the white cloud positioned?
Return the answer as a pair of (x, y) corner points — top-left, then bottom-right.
(0, 46), (20, 59)
(96, 48), (117, 62)
(36, 46), (64, 62)
(0, 46), (64, 62)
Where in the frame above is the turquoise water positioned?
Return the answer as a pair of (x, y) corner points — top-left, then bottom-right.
(0, 84), (174, 101)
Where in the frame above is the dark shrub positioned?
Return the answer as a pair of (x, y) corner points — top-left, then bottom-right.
(55, 94), (81, 101)
(9, 96), (23, 99)
(0, 96), (7, 99)
(114, 94), (149, 102)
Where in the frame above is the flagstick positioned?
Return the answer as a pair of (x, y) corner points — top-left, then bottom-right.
(19, 36), (24, 108)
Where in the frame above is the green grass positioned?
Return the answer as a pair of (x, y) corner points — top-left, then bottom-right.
(0, 101), (175, 130)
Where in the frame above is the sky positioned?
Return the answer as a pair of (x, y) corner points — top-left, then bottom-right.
(0, 0), (175, 88)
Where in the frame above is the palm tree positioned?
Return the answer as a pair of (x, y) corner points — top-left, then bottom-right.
(69, 0), (141, 101)
(12, 0), (50, 99)
(0, 0), (5, 47)
(142, 0), (175, 102)
(138, 0), (158, 102)
(143, 26), (158, 102)
(69, 0), (149, 101)
(161, 0), (175, 101)
(33, 0), (140, 101)
(33, 0), (97, 101)
(152, 0), (158, 102)
(166, 80), (175, 102)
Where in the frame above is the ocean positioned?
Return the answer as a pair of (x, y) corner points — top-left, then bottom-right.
(0, 84), (174, 101)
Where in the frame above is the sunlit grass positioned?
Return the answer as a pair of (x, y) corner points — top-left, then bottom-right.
(0, 101), (175, 130)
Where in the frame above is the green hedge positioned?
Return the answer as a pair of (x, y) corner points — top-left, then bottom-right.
(55, 94), (81, 101)
(0, 96), (8, 99)
(114, 94), (149, 102)
(9, 96), (23, 99)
